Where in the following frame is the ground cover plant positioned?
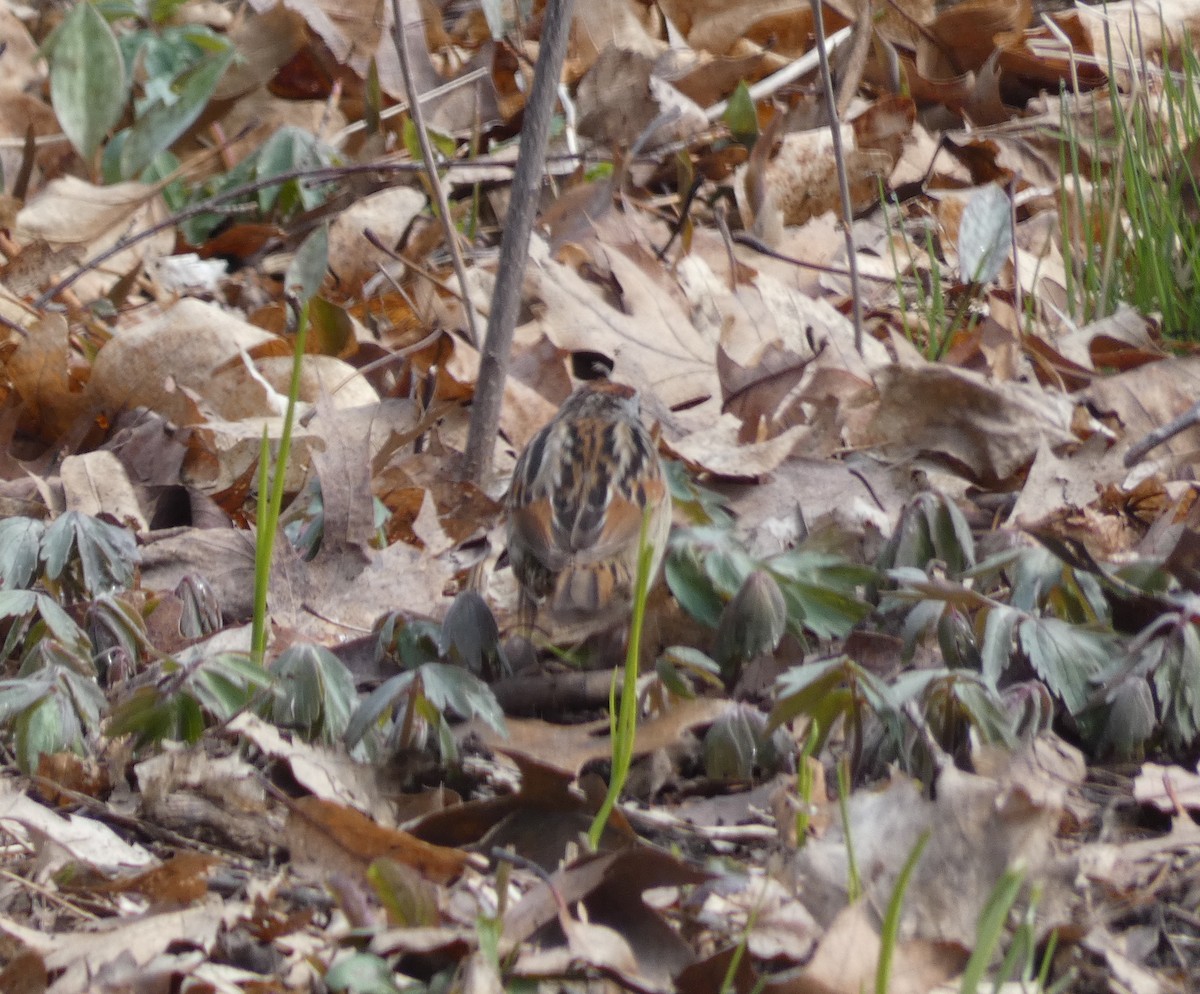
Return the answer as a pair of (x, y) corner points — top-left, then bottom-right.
(2, 0), (1200, 991)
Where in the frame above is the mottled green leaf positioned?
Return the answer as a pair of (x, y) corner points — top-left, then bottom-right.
(119, 46), (233, 178)
(48, 2), (126, 160)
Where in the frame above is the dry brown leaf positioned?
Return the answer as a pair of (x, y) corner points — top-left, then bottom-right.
(270, 532), (459, 636)
(60, 450), (146, 528)
(667, 415), (809, 479)
(287, 796), (470, 882)
(794, 735), (1078, 947)
(137, 745), (282, 856)
(139, 529), (257, 615)
(229, 713), (394, 821)
(1133, 762), (1200, 812)
(523, 240), (719, 411)
(1008, 437), (1131, 542)
(89, 298), (277, 426)
(0, 780), (154, 869)
(658, 0), (812, 56)
(859, 361), (1076, 487)
(213, 3), (310, 100)
(466, 698), (733, 778)
(327, 186), (428, 292)
(1085, 356), (1200, 468)
(6, 312), (89, 441)
(739, 130), (893, 231)
(0, 4), (40, 92)
(922, 0), (1033, 78)
(573, 0), (663, 66)
(0, 903), (233, 994)
(16, 177), (168, 259)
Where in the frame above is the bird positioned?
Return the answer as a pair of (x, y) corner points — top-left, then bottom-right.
(506, 380), (672, 629)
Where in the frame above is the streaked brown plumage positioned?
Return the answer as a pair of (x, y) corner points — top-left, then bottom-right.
(506, 381), (671, 626)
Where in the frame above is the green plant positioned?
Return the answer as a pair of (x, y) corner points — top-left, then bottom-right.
(167, 127), (343, 246)
(836, 757), (861, 902)
(251, 224), (328, 664)
(0, 513), (140, 769)
(268, 643), (357, 744)
(1057, 34), (1200, 338)
(666, 525), (873, 683)
(107, 651), (274, 746)
(877, 831), (930, 994)
(343, 597), (505, 764)
(45, 0), (235, 178)
(793, 721), (820, 846)
(588, 511), (656, 849)
(884, 182), (1010, 360)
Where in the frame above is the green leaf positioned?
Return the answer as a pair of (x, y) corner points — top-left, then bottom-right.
(770, 656), (856, 729)
(1018, 617), (1114, 714)
(254, 126), (339, 215)
(1098, 677), (1155, 758)
(118, 46), (234, 178)
(86, 594), (151, 675)
(325, 952), (405, 994)
(149, 0), (193, 23)
(0, 589), (91, 662)
(345, 671), (415, 748)
(48, 1), (127, 161)
(769, 552), (874, 640)
(0, 517), (45, 590)
(0, 672), (55, 724)
(368, 858), (440, 927)
(375, 614), (441, 669)
(188, 652), (272, 718)
(286, 223), (329, 304)
(665, 540), (725, 627)
(1151, 621), (1200, 748)
(43, 511), (139, 597)
(723, 81), (758, 147)
(269, 643), (356, 743)
(703, 704), (790, 781)
(13, 693), (70, 773)
(960, 867), (1025, 994)
(980, 605), (1019, 687)
(401, 118), (457, 161)
(714, 569), (787, 674)
(107, 684), (205, 745)
(439, 591), (505, 678)
(923, 493), (976, 574)
(958, 182), (1012, 285)
(953, 678), (1020, 747)
(417, 663), (504, 734)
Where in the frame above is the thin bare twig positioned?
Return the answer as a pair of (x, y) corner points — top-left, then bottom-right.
(1124, 399), (1200, 467)
(703, 26), (853, 121)
(462, 0), (577, 484)
(807, 1), (864, 356)
(390, 0), (481, 348)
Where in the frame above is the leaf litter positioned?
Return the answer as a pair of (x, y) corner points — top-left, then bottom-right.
(2, 0), (1200, 991)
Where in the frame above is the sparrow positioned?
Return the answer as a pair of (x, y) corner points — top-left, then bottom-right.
(506, 380), (672, 627)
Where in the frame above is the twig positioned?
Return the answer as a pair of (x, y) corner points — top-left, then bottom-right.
(329, 67), (490, 147)
(0, 864), (99, 920)
(704, 26), (853, 121)
(30, 154), (582, 309)
(1124, 398), (1200, 467)
(390, 0), (481, 348)
(734, 231), (906, 285)
(808, 2), (864, 356)
(461, 0), (577, 484)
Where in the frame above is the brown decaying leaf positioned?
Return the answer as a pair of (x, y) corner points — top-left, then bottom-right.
(860, 361), (1076, 487)
(6, 313), (90, 441)
(287, 796), (469, 883)
(463, 697), (733, 779)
